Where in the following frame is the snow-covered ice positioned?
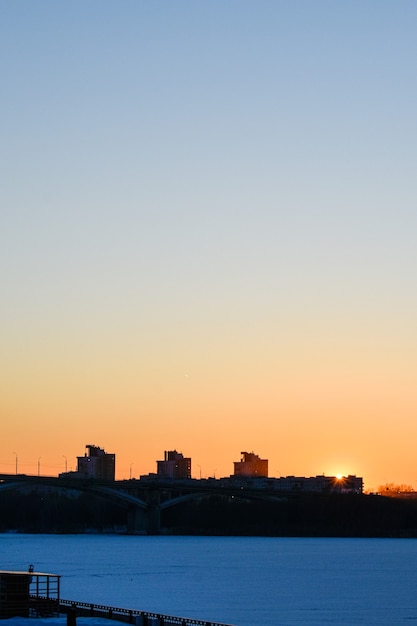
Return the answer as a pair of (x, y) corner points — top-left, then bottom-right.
(2, 535), (417, 625)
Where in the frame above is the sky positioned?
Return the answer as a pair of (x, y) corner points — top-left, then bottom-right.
(1, 1), (417, 491)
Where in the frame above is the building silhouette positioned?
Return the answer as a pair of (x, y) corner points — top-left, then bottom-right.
(157, 450), (191, 479)
(76, 444), (115, 481)
(234, 451), (268, 478)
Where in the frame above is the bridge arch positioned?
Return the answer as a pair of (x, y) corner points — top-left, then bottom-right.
(0, 477), (150, 533)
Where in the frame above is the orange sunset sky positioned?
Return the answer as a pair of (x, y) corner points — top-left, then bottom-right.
(1, 2), (417, 492)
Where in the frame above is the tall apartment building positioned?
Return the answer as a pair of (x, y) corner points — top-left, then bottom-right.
(234, 451), (268, 478)
(157, 450), (191, 479)
(77, 444), (115, 481)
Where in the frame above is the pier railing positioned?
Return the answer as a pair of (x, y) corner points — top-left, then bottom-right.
(59, 598), (235, 626)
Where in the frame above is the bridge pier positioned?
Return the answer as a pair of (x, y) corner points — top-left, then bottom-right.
(127, 506), (147, 534)
(126, 498), (160, 535)
(145, 490), (161, 535)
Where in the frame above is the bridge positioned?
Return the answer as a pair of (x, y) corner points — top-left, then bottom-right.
(0, 473), (286, 534)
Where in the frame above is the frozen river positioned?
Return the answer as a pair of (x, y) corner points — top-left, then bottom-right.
(2, 534), (417, 625)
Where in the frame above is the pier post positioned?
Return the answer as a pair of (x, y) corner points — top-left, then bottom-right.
(66, 606), (76, 626)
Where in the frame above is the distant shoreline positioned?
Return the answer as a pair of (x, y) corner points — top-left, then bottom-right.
(2, 487), (417, 538)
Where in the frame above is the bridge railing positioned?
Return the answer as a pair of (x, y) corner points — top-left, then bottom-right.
(59, 598), (236, 626)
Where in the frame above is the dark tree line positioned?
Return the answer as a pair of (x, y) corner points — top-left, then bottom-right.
(3, 487), (417, 536)
(161, 493), (417, 537)
(0, 487), (126, 533)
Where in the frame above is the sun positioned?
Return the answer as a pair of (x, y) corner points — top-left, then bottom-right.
(335, 474), (343, 480)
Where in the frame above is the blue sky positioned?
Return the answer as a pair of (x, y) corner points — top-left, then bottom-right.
(1, 1), (417, 486)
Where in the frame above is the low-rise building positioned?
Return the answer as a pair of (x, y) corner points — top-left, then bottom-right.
(77, 445), (115, 481)
(266, 474), (363, 494)
(227, 473), (363, 493)
(157, 450), (191, 479)
(233, 451), (268, 478)
(59, 444), (115, 481)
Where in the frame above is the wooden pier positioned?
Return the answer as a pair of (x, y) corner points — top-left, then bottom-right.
(0, 570), (60, 618)
(0, 570), (235, 626)
(59, 598), (235, 626)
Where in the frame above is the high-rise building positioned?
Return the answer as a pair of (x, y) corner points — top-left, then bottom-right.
(77, 444), (115, 481)
(157, 450), (191, 479)
(233, 451), (268, 478)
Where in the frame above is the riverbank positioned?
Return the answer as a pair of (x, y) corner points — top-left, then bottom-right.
(3, 488), (417, 536)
